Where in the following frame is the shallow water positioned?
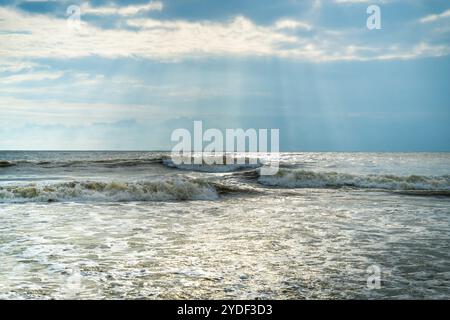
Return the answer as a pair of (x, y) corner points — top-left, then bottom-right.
(0, 152), (449, 299)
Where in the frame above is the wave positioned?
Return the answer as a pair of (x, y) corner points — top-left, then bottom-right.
(2, 154), (264, 173)
(258, 169), (450, 192)
(1, 155), (260, 172)
(0, 158), (164, 169)
(162, 156), (261, 173)
(391, 190), (450, 197)
(0, 161), (14, 168)
(0, 177), (220, 203)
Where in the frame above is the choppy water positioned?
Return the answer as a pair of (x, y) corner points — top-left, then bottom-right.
(0, 151), (449, 299)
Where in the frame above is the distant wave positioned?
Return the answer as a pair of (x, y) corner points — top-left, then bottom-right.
(0, 161), (15, 168)
(0, 158), (164, 169)
(162, 156), (261, 173)
(258, 169), (450, 192)
(0, 177), (220, 203)
(0, 155), (262, 172)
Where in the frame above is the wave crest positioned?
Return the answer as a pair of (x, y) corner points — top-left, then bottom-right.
(258, 169), (450, 191)
(163, 156), (261, 173)
(0, 177), (219, 203)
(0, 161), (14, 168)
(0, 158), (164, 169)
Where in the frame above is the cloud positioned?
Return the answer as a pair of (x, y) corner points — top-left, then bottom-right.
(0, 96), (173, 127)
(81, 1), (163, 17)
(0, 8), (297, 60)
(0, 5), (448, 63)
(420, 9), (450, 24)
(0, 70), (63, 84)
(0, 59), (40, 73)
(334, 0), (390, 3)
(335, 0), (371, 3)
(274, 19), (312, 31)
(373, 42), (450, 60)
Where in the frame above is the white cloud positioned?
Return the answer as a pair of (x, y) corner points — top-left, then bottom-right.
(0, 70), (63, 84)
(335, 0), (371, 3)
(0, 8), (298, 60)
(274, 19), (312, 31)
(81, 1), (163, 16)
(0, 96), (172, 126)
(0, 6), (448, 63)
(375, 42), (450, 60)
(0, 59), (40, 73)
(420, 9), (450, 24)
(334, 0), (390, 3)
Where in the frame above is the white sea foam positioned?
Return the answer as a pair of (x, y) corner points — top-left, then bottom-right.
(0, 177), (219, 203)
(258, 169), (450, 191)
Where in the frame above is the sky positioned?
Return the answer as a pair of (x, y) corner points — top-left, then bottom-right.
(0, 0), (449, 151)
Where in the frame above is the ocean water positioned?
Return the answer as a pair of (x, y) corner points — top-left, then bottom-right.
(0, 151), (449, 299)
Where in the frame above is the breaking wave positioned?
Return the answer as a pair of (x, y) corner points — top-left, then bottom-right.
(0, 158), (164, 169)
(258, 169), (450, 192)
(0, 177), (220, 203)
(0, 161), (14, 168)
(162, 156), (261, 173)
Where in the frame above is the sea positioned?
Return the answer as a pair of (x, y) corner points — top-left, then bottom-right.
(0, 151), (449, 299)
